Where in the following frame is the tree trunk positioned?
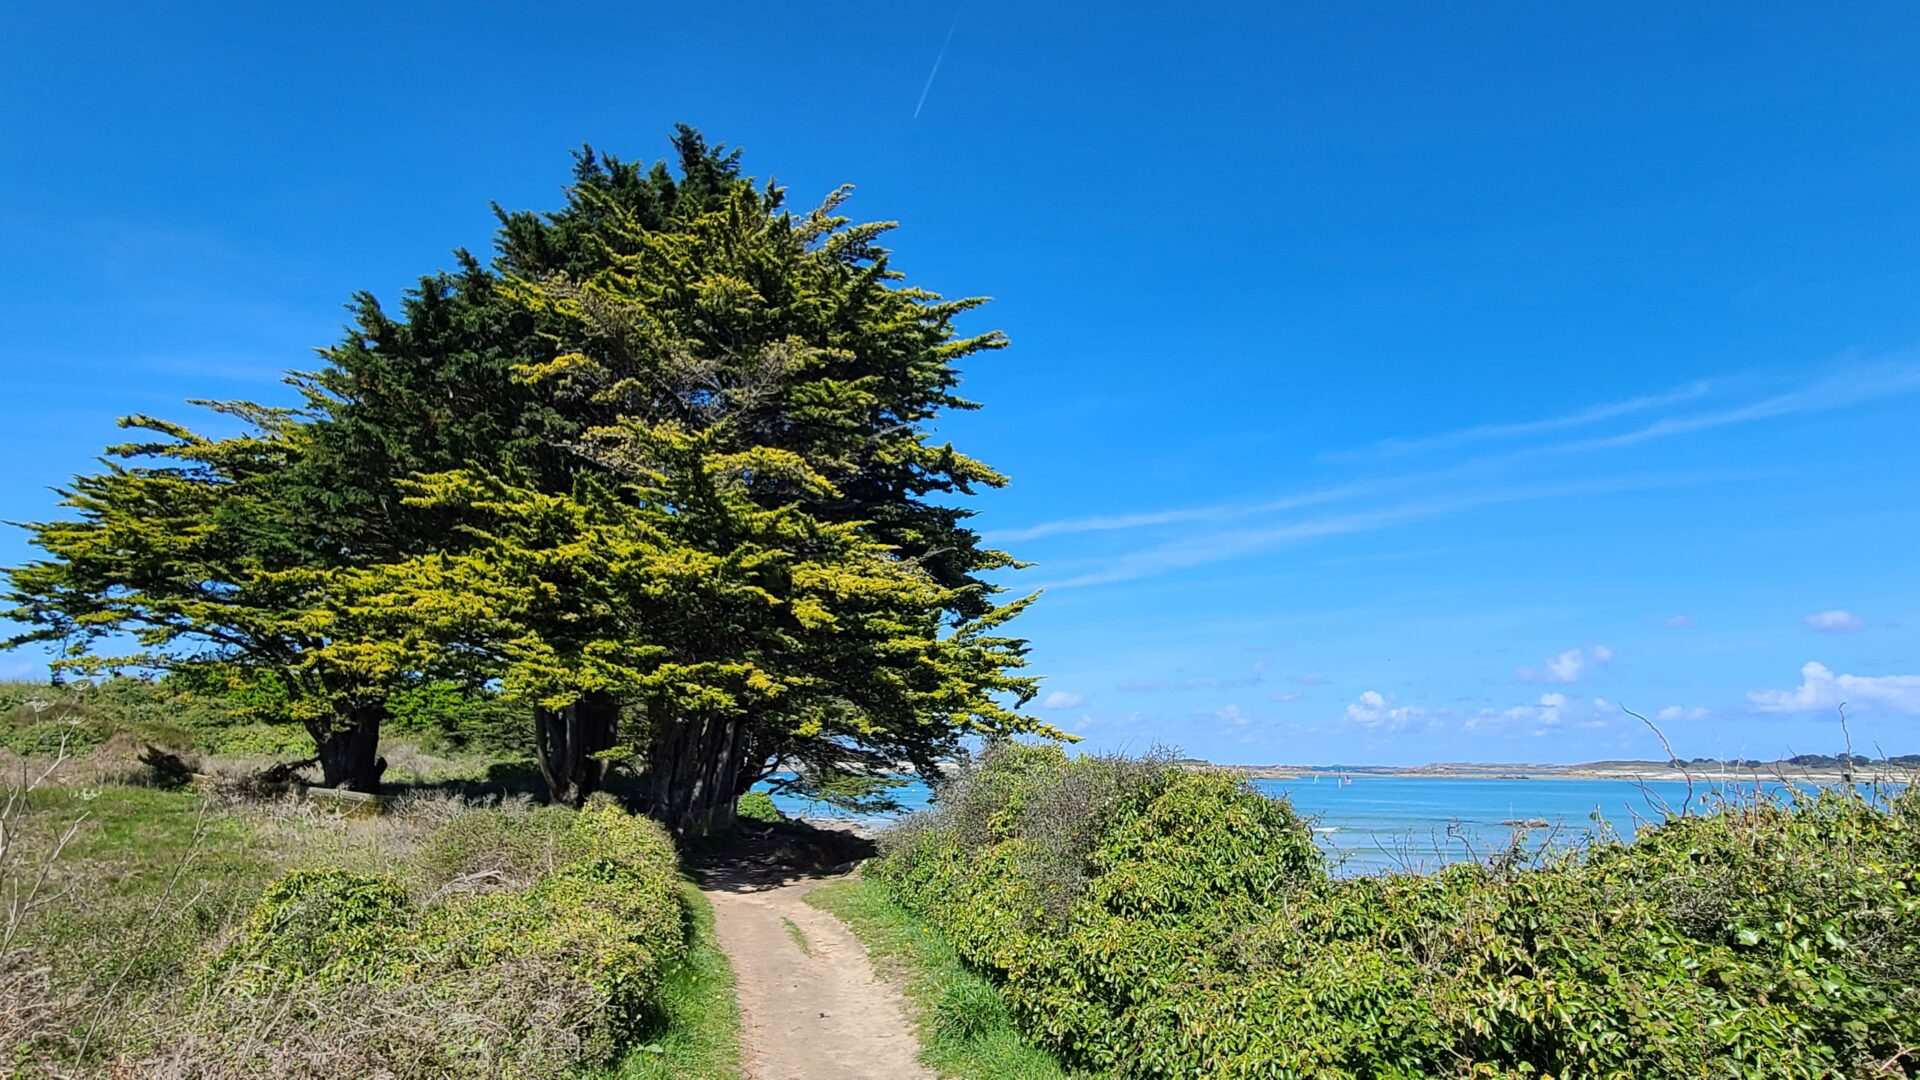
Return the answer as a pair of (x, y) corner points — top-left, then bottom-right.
(315, 702), (386, 793)
(642, 711), (746, 837)
(535, 690), (620, 808)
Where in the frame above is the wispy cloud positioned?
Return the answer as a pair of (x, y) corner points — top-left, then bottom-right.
(1521, 361), (1920, 459)
(1803, 610), (1866, 633)
(1040, 690), (1085, 709)
(989, 483), (1368, 543)
(1041, 473), (1714, 589)
(1329, 381), (1711, 462)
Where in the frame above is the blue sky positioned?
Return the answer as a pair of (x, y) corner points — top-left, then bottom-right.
(3, 1), (1917, 764)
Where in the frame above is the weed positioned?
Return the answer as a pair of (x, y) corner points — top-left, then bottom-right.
(781, 916), (811, 956)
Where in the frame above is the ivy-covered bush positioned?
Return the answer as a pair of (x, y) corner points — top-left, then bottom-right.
(873, 745), (1920, 1078)
(202, 797), (688, 1073)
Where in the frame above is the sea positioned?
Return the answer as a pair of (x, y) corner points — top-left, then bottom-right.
(760, 773), (1862, 875)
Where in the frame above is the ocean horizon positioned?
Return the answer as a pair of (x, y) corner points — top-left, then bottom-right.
(761, 772), (1883, 875)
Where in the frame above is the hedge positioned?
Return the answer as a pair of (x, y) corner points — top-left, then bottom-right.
(872, 743), (1920, 1078)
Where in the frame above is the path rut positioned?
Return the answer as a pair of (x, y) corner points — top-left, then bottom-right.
(701, 863), (932, 1080)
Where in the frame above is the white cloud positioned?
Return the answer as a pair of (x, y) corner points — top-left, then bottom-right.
(1802, 610), (1866, 633)
(1465, 693), (1617, 733)
(1270, 690), (1304, 703)
(1748, 662), (1920, 716)
(1656, 705), (1709, 722)
(1212, 704), (1252, 728)
(1536, 692), (1568, 726)
(1344, 690), (1428, 731)
(1290, 671), (1328, 686)
(1657, 615), (1697, 629)
(1040, 691), (1085, 710)
(1516, 645), (1614, 685)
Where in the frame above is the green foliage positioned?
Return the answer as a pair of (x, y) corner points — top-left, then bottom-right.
(412, 801), (577, 886)
(385, 679), (527, 755)
(735, 790), (783, 824)
(873, 750), (1920, 1079)
(809, 873), (1072, 1080)
(608, 882), (743, 1080)
(209, 798), (690, 1069)
(0, 676), (230, 754)
(217, 869), (412, 984)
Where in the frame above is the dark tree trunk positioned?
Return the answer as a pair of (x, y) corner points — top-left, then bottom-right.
(642, 712), (746, 837)
(535, 690), (620, 808)
(315, 702), (387, 793)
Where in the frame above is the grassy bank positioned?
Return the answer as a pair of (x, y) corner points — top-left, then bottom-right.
(809, 874), (1071, 1080)
(1, 747), (741, 1078)
(613, 883), (742, 1080)
(869, 743), (1920, 1079)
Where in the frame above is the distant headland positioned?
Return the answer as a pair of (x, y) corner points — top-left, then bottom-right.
(1202, 753), (1918, 783)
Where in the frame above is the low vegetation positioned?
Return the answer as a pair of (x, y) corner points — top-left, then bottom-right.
(870, 742), (1920, 1079)
(0, 741), (740, 1079)
(809, 874), (1072, 1080)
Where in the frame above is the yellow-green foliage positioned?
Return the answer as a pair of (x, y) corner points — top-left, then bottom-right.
(875, 747), (1920, 1079)
(736, 789), (782, 823)
(210, 798), (688, 1068)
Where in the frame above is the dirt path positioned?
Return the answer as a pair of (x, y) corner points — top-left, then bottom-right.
(701, 862), (933, 1080)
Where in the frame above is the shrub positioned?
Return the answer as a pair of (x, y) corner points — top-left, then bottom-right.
(1, 676), (241, 755)
(872, 749), (1920, 1079)
(736, 789), (783, 824)
(198, 796), (690, 1074)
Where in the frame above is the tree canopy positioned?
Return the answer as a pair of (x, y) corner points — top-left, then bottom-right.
(4, 127), (1053, 828)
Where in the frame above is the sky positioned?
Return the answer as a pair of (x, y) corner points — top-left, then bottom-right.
(3, 1), (1918, 765)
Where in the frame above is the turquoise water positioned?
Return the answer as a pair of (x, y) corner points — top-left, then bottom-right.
(761, 773), (1849, 875)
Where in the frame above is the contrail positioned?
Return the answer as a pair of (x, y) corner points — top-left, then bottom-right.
(914, 9), (962, 119)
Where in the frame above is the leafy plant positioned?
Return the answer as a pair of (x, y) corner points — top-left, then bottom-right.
(735, 790), (783, 825)
(873, 749), (1920, 1078)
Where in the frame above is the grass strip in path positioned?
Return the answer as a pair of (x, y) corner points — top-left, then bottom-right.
(807, 873), (1073, 1080)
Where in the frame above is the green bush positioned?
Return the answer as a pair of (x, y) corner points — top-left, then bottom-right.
(214, 870), (412, 986)
(873, 747), (1920, 1078)
(736, 789), (783, 824)
(206, 797), (690, 1071)
(0, 676), (246, 755)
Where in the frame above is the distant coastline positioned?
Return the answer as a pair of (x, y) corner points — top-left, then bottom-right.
(1208, 759), (1917, 784)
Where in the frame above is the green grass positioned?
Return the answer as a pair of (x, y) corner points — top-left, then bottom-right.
(808, 873), (1072, 1080)
(16, 785), (283, 1014)
(781, 915), (811, 955)
(609, 881), (743, 1080)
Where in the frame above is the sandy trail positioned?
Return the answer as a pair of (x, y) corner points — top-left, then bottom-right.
(701, 862), (932, 1080)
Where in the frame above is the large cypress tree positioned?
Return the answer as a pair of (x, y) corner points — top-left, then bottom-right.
(298, 129), (1040, 817)
(7, 129), (1048, 819)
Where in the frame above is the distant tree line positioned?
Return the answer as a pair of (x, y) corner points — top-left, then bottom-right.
(3, 129), (1056, 833)
(1682, 754), (1920, 769)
